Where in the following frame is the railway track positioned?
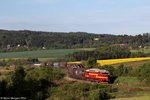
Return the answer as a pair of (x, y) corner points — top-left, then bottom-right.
(64, 75), (96, 84)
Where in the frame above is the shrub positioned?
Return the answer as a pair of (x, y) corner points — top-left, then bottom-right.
(85, 57), (97, 69)
(114, 64), (128, 76)
(49, 83), (112, 100)
(0, 60), (7, 67)
(98, 65), (115, 75)
(138, 63), (150, 83)
(0, 80), (7, 96)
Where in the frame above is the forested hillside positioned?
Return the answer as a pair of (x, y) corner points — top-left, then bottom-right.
(0, 29), (150, 50)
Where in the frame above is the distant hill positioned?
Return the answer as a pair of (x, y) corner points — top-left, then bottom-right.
(0, 29), (150, 50)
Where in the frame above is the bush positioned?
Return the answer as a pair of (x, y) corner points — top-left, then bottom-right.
(0, 60), (7, 67)
(127, 67), (138, 77)
(6, 59), (29, 67)
(114, 64), (128, 76)
(49, 83), (112, 100)
(85, 57), (97, 69)
(25, 68), (64, 82)
(25, 67), (64, 99)
(88, 88), (111, 100)
(98, 65), (115, 75)
(1, 67), (64, 100)
(131, 52), (147, 57)
(7, 66), (26, 97)
(138, 63), (150, 83)
(0, 80), (7, 96)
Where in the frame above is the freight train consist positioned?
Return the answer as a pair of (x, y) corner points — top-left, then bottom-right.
(67, 63), (117, 83)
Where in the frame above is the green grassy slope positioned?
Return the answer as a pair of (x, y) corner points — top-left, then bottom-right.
(114, 96), (150, 100)
(0, 49), (77, 59)
(131, 48), (150, 54)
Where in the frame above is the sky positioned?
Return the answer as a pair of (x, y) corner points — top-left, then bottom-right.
(0, 0), (150, 35)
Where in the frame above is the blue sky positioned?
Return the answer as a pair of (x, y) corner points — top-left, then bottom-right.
(0, 0), (150, 35)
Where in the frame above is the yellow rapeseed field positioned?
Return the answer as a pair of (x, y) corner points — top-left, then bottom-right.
(67, 61), (82, 64)
(68, 57), (150, 66)
(97, 57), (150, 66)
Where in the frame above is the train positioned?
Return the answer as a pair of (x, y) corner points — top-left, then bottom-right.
(33, 60), (117, 83)
(67, 63), (117, 83)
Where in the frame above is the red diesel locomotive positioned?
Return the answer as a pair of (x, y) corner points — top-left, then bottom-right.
(84, 68), (109, 83)
(67, 64), (116, 83)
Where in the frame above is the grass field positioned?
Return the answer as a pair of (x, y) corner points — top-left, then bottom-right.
(113, 76), (150, 100)
(114, 95), (150, 100)
(131, 48), (150, 54)
(76, 48), (96, 51)
(0, 48), (96, 60)
(0, 49), (77, 59)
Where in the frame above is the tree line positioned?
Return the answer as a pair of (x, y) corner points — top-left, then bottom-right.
(65, 46), (132, 61)
(0, 29), (150, 51)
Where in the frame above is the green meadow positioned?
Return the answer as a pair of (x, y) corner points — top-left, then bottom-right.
(0, 49), (77, 59)
(131, 48), (150, 54)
